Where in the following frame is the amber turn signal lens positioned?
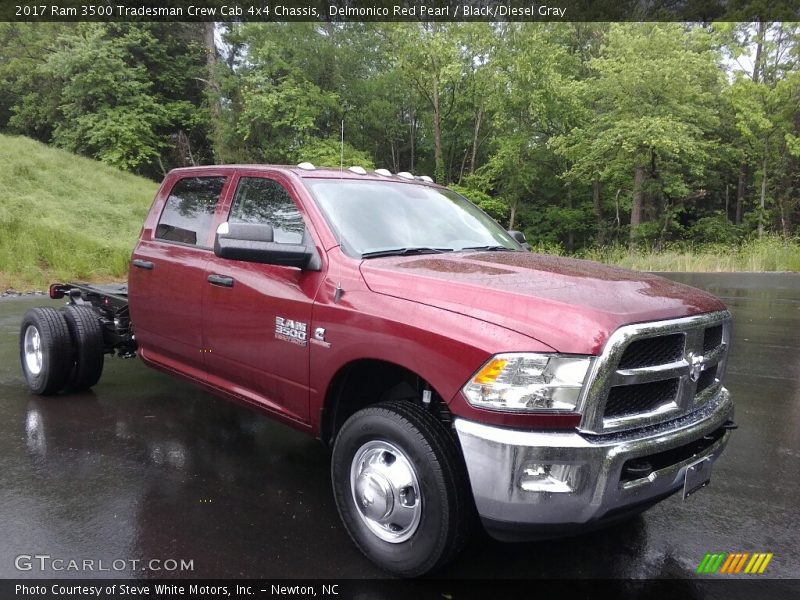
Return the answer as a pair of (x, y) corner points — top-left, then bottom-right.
(473, 358), (509, 384)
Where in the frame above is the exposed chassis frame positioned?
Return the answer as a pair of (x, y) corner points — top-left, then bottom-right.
(49, 282), (138, 358)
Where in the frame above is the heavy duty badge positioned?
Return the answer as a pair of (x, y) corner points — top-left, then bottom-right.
(274, 316), (307, 347)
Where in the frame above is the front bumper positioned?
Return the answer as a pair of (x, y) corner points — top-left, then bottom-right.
(454, 388), (734, 541)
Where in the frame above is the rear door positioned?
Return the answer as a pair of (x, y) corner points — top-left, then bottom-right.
(202, 171), (325, 423)
(128, 174), (230, 377)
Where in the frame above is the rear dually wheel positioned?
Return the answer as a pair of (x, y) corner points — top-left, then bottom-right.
(62, 304), (104, 391)
(19, 307), (73, 395)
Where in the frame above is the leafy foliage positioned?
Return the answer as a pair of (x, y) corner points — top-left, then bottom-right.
(449, 184), (509, 222)
(0, 22), (209, 176)
(1, 21), (798, 251)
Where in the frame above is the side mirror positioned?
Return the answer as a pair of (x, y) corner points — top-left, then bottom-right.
(507, 230), (530, 250)
(214, 222), (314, 269)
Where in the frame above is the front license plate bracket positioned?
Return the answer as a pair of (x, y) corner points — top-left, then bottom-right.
(683, 457), (712, 499)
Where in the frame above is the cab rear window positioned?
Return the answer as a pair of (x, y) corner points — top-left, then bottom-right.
(155, 177), (226, 247)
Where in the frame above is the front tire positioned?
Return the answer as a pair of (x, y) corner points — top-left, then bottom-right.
(19, 307), (72, 395)
(331, 400), (473, 577)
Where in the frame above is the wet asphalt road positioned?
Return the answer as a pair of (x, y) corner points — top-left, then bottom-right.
(0, 273), (798, 580)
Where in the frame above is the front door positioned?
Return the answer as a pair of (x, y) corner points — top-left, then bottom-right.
(202, 172), (325, 423)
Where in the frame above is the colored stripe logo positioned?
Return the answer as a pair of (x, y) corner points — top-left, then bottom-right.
(697, 552), (773, 574)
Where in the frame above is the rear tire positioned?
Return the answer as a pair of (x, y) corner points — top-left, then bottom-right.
(331, 400), (474, 577)
(19, 307), (72, 395)
(62, 304), (104, 391)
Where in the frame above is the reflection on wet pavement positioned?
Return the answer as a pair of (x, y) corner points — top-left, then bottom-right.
(0, 272), (798, 579)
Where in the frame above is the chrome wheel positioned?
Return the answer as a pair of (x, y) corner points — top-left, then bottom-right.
(350, 440), (422, 543)
(23, 325), (43, 376)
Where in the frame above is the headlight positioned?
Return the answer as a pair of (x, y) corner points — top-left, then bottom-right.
(462, 353), (593, 412)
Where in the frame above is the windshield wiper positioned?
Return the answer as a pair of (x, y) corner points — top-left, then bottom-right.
(361, 247), (454, 259)
(458, 245), (517, 252)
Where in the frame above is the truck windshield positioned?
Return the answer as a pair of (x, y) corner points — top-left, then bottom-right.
(303, 179), (521, 258)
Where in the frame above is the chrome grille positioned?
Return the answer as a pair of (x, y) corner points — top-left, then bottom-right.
(605, 379), (680, 418)
(618, 334), (684, 369)
(578, 311), (732, 434)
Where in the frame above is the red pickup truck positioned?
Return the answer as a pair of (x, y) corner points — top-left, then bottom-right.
(19, 164), (736, 576)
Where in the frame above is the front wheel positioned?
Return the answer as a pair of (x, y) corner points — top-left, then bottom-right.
(331, 400), (473, 577)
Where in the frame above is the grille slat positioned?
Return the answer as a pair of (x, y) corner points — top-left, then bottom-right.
(605, 379), (680, 418)
(618, 334), (684, 369)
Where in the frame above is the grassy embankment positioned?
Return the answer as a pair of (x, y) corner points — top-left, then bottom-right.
(532, 236), (800, 272)
(1, 134), (798, 291)
(0, 134), (157, 291)
(581, 237), (800, 272)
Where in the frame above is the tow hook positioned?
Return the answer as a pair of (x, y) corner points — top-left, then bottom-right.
(622, 459), (653, 480)
(722, 420), (738, 431)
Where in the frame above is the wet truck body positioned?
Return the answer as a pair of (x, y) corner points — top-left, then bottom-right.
(20, 165), (735, 576)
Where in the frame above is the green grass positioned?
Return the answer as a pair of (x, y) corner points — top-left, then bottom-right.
(531, 236), (800, 272)
(0, 134), (158, 291)
(2, 133), (797, 291)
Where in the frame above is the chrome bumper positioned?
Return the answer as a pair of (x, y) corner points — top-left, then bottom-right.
(454, 388), (733, 540)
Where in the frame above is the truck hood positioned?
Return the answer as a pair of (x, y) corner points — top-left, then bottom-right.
(359, 251), (726, 355)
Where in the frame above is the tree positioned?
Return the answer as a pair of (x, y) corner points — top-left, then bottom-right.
(723, 22), (800, 236)
(37, 25), (167, 170)
(481, 23), (585, 241)
(553, 24), (723, 245)
(0, 23), (71, 142)
(1, 23), (211, 176)
(390, 23), (467, 182)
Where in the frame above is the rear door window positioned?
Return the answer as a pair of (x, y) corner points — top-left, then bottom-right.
(228, 177), (305, 244)
(155, 176), (227, 247)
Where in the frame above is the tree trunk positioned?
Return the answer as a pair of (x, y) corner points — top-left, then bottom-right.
(446, 137), (455, 183)
(469, 108), (483, 174)
(752, 21), (766, 84)
(630, 164), (647, 245)
(725, 184), (729, 220)
(644, 150), (658, 222)
(758, 138), (768, 238)
(566, 187), (574, 252)
(736, 164), (746, 225)
(432, 75), (443, 179)
(390, 141), (397, 173)
(732, 22), (766, 227)
(592, 179), (604, 244)
(779, 199), (787, 236)
(754, 26), (767, 237)
(409, 113), (416, 172)
(204, 23), (224, 164)
(458, 150), (468, 184)
(509, 200), (518, 230)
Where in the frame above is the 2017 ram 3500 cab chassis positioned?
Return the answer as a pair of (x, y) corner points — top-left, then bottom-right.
(20, 164), (736, 576)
